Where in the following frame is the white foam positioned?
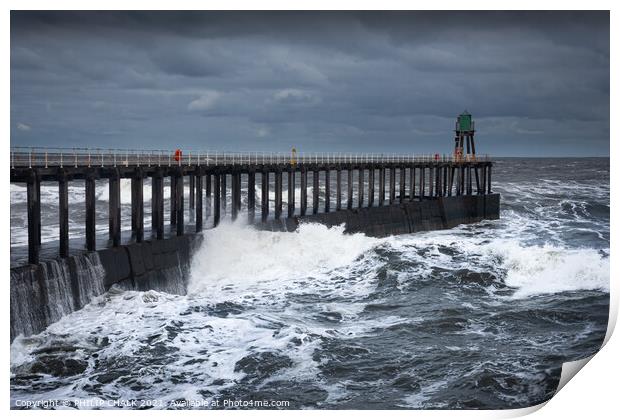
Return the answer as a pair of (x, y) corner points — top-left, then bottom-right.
(188, 221), (381, 300)
(490, 241), (609, 299)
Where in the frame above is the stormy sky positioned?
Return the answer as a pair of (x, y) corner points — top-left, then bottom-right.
(10, 11), (609, 157)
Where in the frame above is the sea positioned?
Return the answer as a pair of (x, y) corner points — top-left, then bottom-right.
(9, 157), (610, 409)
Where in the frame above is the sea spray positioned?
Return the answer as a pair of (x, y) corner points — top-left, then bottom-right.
(9, 158), (611, 409)
(188, 220), (381, 300)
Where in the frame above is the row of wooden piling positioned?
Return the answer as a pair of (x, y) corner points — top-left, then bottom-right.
(20, 162), (492, 264)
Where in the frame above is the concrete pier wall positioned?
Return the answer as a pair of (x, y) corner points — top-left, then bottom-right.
(260, 193), (500, 237)
(10, 193), (499, 342)
(10, 235), (202, 342)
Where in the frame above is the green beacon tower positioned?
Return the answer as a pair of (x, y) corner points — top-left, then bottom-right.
(454, 111), (476, 162)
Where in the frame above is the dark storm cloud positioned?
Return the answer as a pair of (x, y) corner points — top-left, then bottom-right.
(10, 11), (609, 156)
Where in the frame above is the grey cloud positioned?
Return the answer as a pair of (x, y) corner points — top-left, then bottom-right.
(10, 11), (609, 156)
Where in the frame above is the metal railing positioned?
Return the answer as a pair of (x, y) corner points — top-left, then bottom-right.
(10, 147), (491, 169)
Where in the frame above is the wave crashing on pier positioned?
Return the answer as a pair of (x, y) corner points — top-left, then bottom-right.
(10, 158), (610, 409)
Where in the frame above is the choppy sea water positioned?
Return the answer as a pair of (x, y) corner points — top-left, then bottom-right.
(10, 158), (610, 409)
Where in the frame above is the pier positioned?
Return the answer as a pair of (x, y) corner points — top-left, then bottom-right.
(11, 148), (493, 265)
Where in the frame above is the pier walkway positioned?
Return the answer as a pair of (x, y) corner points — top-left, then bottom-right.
(10, 147), (493, 265)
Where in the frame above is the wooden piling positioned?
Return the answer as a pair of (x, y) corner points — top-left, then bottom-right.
(325, 170), (330, 212)
(357, 168), (364, 208)
(409, 167), (415, 201)
(195, 172), (203, 232)
(189, 174), (195, 211)
(336, 169), (342, 211)
(487, 164), (492, 194)
(419, 167), (425, 201)
(36, 180), (41, 245)
(448, 167), (455, 197)
(152, 172), (164, 239)
(389, 167), (396, 204)
(248, 171), (256, 222)
(85, 173), (96, 251)
(347, 168), (353, 210)
(205, 173), (212, 219)
(175, 171), (184, 235)
(131, 172), (144, 242)
(236, 172), (242, 215)
(214, 173), (221, 227)
(429, 166), (434, 198)
(275, 170), (282, 219)
(368, 168), (375, 207)
(300, 168), (307, 216)
(58, 170), (69, 257)
(379, 167), (385, 206)
(399, 167), (405, 203)
(435, 166), (443, 197)
(261, 171), (269, 222)
(288, 169), (295, 218)
(109, 171), (121, 246)
(221, 173), (227, 212)
(231, 172), (239, 221)
(170, 176), (177, 226)
(313, 170), (319, 214)
(27, 169), (40, 264)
